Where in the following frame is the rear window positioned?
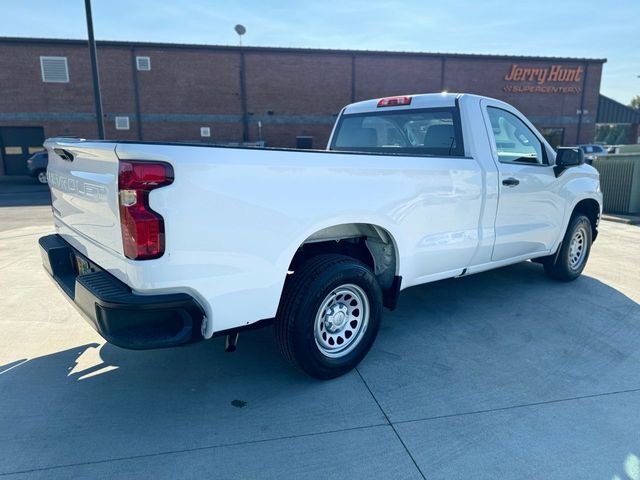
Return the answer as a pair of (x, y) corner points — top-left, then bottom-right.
(330, 108), (464, 157)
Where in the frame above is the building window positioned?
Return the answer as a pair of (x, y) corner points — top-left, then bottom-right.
(136, 56), (151, 71)
(200, 127), (211, 137)
(40, 56), (69, 83)
(115, 116), (130, 130)
(4, 146), (23, 155)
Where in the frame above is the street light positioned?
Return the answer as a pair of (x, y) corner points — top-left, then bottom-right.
(234, 24), (246, 46)
(235, 24), (249, 142)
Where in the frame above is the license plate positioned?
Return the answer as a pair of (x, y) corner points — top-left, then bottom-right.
(75, 255), (91, 275)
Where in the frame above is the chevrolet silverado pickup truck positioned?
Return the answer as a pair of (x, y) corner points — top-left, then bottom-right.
(39, 93), (602, 379)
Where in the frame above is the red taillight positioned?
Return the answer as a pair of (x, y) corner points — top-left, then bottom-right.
(377, 96), (412, 107)
(118, 161), (174, 260)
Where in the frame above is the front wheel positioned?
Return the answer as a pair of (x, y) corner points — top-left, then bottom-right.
(274, 254), (382, 379)
(543, 214), (592, 281)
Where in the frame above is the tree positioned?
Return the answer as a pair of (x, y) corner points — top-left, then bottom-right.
(630, 95), (640, 111)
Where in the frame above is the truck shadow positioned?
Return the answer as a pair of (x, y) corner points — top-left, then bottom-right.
(1, 261), (639, 473)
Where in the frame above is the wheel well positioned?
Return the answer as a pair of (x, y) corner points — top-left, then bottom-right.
(288, 223), (400, 307)
(572, 199), (600, 240)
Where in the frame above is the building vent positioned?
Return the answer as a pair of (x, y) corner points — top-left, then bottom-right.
(115, 116), (130, 130)
(136, 56), (151, 71)
(40, 56), (69, 83)
(200, 127), (211, 137)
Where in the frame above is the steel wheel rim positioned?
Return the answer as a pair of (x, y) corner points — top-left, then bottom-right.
(37, 171), (48, 184)
(568, 225), (587, 270)
(314, 284), (369, 358)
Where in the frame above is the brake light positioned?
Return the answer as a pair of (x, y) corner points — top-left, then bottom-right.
(118, 161), (174, 260)
(377, 96), (412, 107)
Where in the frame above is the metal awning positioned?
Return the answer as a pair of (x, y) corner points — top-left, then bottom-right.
(597, 95), (640, 124)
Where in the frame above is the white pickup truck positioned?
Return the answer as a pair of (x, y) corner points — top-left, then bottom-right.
(40, 93), (602, 379)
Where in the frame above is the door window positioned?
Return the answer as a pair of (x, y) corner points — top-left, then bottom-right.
(487, 107), (546, 165)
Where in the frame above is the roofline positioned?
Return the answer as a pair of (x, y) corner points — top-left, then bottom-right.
(0, 36), (608, 63)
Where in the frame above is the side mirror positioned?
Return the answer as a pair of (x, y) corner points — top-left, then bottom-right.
(554, 147), (584, 176)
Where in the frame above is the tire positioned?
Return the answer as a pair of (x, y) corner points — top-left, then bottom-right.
(543, 214), (592, 281)
(274, 254), (383, 379)
(35, 169), (48, 184)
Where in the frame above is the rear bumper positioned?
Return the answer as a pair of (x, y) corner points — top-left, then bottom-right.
(39, 234), (204, 350)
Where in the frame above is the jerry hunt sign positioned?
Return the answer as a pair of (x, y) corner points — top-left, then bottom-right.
(503, 64), (584, 94)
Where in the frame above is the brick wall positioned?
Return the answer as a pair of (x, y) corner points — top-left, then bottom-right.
(0, 38), (605, 150)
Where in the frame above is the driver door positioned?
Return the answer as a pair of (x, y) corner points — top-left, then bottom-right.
(480, 100), (564, 261)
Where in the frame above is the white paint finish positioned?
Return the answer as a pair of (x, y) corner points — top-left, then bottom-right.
(43, 94), (602, 336)
(45, 140), (123, 256)
(115, 144), (483, 334)
(479, 97), (566, 261)
(492, 162), (563, 260)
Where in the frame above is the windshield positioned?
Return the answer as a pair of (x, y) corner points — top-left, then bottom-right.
(330, 107), (464, 156)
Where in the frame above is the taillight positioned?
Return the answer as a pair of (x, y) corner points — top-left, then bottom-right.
(118, 161), (174, 260)
(377, 96), (412, 107)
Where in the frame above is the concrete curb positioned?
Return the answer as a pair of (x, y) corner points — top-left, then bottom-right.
(601, 214), (640, 225)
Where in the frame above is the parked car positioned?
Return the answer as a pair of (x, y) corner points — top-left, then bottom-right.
(39, 93), (602, 379)
(576, 144), (608, 164)
(26, 150), (48, 184)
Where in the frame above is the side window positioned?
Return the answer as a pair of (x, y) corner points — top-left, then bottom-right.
(487, 107), (546, 165)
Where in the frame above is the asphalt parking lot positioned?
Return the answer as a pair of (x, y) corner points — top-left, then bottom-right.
(1, 177), (639, 479)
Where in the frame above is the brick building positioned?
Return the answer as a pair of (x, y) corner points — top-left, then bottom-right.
(0, 37), (607, 176)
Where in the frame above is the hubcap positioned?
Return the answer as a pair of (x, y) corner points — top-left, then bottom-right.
(314, 284), (369, 358)
(568, 225), (587, 270)
(37, 171), (48, 184)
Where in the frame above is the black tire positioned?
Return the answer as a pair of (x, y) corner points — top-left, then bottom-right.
(274, 254), (383, 379)
(543, 214), (592, 281)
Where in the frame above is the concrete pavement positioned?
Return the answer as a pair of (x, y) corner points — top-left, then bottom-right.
(0, 185), (639, 479)
(0, 177), (51, 231)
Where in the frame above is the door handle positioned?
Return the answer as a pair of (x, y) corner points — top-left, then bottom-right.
(502, 177), (520, 187)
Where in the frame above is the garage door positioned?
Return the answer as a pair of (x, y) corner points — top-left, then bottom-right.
(0, 127), (45, 176)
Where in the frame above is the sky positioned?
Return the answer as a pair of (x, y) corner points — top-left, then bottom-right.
(2, 0), (638, 104)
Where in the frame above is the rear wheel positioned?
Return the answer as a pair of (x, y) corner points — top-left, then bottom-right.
(543, 214), (592, 281)
(275, 254), (382, 379)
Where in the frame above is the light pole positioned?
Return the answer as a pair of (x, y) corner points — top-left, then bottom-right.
(85, 0), (105, 139)
(235, 25), (249, 142)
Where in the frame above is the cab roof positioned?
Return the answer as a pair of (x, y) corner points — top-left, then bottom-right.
(342, 93), (458, 115)
(341, 92), (510, 115)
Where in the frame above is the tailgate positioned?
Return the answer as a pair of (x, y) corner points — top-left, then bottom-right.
(45, 139), (123, 255)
